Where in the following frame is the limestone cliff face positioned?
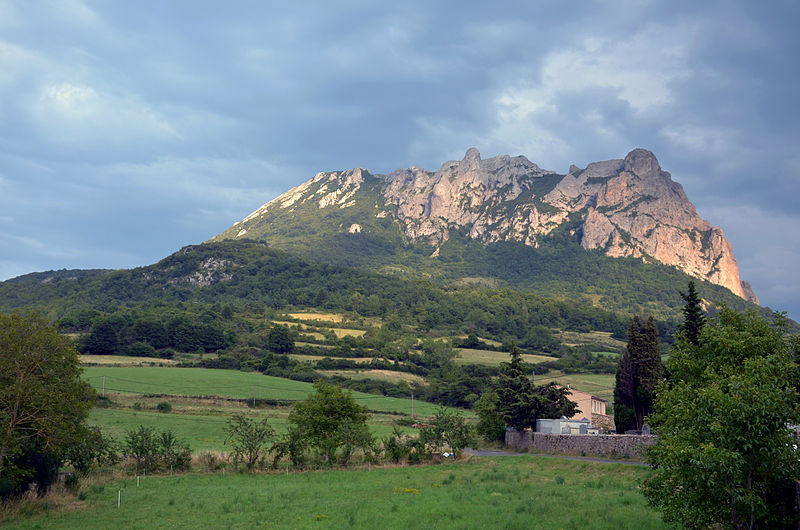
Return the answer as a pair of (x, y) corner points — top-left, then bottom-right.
(219, 148), (757, 303)
(379, 148), (755, 302)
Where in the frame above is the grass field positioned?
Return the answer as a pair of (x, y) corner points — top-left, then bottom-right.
(88, 407), (254, 452)
(535, 372), (616, 402)
(287, 311), (344, 323)
(453, 348), (557, 366)
(80, 355), (179, 366)
(288, 353), (374, 364)
(81, 366), (445, 416)
(556, 330), (626, 352)
(5, 456), (665, 529)
(316, 369), (427, 385)
(273, 320), (367, 338)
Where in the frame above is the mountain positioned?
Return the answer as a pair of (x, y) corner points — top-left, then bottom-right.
(213, 148), (758, 305)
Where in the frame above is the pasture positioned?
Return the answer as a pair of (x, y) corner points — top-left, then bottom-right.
(81, 366), (455, 452)
(79, 355), (179, 366)
(316, 369), (427, 385)
(5, 456), (665, 529)
(81, 366), (445, 416)
(556, 330), (626, 352)
(454, 348), (557, 366)
(534, 372), (616, 402)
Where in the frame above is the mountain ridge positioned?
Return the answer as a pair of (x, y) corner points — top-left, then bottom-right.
(214, 148), (757, 304)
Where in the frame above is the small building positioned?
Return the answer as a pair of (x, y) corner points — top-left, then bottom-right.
(536, 417), (597, 435)
(558, 385), (615, 432)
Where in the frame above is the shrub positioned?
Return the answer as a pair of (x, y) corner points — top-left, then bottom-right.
(224, 415), (275, 471)
(157, 430), (191, 471)
(382, 427), (411, 464)
(64, 427), (118, 475)
(419, 407), (475, 457)
(156, 402), (172, 413)
(124, 426), (190, 473)
(196, 452), (227, 472)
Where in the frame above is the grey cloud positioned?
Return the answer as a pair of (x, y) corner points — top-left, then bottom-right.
(0, 0), (798, 319)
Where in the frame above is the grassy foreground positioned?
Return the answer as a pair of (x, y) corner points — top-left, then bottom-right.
(6, 456), (665, 529)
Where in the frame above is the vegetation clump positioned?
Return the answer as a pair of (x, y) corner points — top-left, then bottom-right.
(643, 308), (800, 528)
(0, 312), (96, 498)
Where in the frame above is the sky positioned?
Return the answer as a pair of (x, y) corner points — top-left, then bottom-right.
(1, 1), (799, 320)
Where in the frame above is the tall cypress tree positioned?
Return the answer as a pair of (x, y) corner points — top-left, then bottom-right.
(614, 316), (661, 432)
(679, 280), (706, 346)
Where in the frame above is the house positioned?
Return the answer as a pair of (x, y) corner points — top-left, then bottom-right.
(559, 385), (615, 432)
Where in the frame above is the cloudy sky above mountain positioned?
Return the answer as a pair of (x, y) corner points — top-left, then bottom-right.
(1, 1), (798, 319)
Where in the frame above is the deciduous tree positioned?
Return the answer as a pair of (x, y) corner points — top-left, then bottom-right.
(224, 414), (275, 471)
(288, 380), (369, 464)
(267, 323), (294, 354)
(0, 312), (95, 495)
(643, 308), (800, 529)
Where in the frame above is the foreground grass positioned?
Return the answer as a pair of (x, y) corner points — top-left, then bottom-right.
(6, 456), (665, 529)
(81, 366), (446, 416)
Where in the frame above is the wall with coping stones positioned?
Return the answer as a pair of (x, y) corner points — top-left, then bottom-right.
(505, 429), (655, 460)
(533, 433), (656, 459)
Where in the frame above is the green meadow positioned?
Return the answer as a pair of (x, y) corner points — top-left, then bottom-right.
(81, 366), (457, 452)
(5, 456), (665, 529)
(82, 366), (445, 416)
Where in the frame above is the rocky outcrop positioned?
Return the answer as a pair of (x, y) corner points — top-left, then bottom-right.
(221, 147), (758, 303)
(379, 147), (755, 302)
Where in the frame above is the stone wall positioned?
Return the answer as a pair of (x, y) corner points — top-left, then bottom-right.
(532, 433), (656, 460)
(505, 429), (533, 448)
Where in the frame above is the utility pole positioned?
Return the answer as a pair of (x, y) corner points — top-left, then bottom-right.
(411, 391), (415, 418)
(102, 376), (105, 397)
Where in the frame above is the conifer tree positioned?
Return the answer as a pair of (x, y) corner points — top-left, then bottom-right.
(494, 344), (578, 431)
(614, 316), (661, 432)
(495, 344), (534, 430)
(679, 280), (706, 345)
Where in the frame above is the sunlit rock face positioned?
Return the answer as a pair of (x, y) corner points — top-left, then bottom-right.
(218, 147), (757, 303)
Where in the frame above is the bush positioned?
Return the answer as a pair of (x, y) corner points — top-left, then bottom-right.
(196, 452), (227, 472)
(419, 407), (475, 457)
(382, 427), (411, 464)
(157, 430), (191, 472)
(156, 402), (172, 413)
(125, 341), (157, 357)
(224, 415), (275, 471)
(124, 426), (190, 473)
(64, 427), (118, 475)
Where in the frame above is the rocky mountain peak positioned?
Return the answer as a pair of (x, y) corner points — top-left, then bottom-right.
(623, 148), (662, 178)
(463, 146), (481, 167)
(218, 147), (758, 304)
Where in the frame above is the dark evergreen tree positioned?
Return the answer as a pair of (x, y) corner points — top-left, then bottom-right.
(494, 344), (578, 431)
(495, 344), (534, 430)
(530, 382), (579, 419)
(614, 315), (661, 432)
(679, 280), (706, 346)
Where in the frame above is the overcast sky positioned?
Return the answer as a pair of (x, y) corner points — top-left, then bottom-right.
(1, 1), (798, 319)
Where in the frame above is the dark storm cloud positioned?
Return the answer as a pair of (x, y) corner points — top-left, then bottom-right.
(0, 0), (798, 318)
